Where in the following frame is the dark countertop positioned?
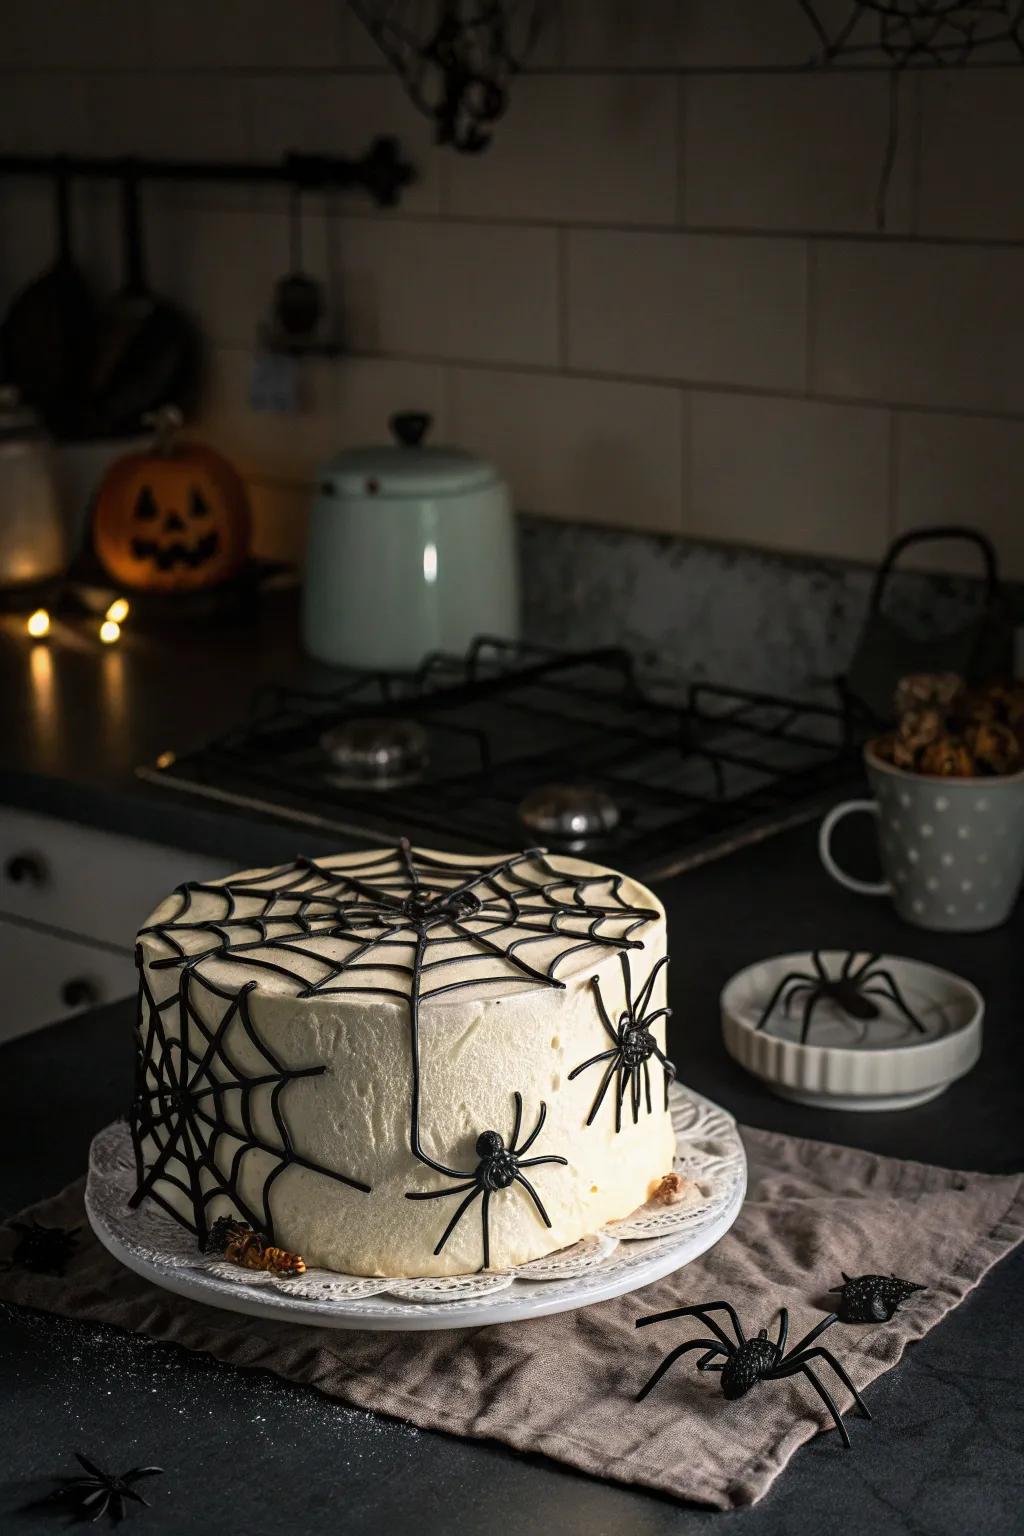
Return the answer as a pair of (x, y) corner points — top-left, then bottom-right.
(1, 604), (1023, 1532)
(2, 821), (1023, 1536)
(0, 592), (362, 865)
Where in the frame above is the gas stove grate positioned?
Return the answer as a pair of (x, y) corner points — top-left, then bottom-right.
(138, 639), (862, 877)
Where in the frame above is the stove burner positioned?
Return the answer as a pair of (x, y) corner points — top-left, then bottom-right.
(518, 783), (621, 844)
(320, 717), (429, 790)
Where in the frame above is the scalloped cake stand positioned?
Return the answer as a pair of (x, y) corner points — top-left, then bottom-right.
(85, 1084), (746, 1331)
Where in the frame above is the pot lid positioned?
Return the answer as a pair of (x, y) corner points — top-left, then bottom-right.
(321, 412), (500, 499)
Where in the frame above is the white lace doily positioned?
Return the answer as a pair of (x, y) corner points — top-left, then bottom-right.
(85, 1084), (746, 1330)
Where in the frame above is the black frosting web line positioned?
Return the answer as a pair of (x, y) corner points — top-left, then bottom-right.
(129, 967), (370, 1244)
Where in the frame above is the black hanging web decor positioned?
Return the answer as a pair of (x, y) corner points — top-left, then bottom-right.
(800, 0), (1024, 64)
(800, 1), (1024, 227)
(137, 841), (658, 1181)
(569, 952), (676, 1134)
(130, 965), (370, 1246)
(349, 1), (552, 151)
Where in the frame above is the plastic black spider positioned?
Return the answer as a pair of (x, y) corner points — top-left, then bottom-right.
(635, 1301), (871, 1449)
(3, 1218), (80, 1277)
(48, 1451), (163, 1523)
(829, 1271), (925, 1324)
(755, 951), (927, 1044)
(406, 1092), (567, 1269)
(569, 952), (676, 1132)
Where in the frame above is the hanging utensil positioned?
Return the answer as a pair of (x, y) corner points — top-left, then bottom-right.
(0, 163), (97, 437)
(273, 185), (325, 343)
(89, 170), (200, 436)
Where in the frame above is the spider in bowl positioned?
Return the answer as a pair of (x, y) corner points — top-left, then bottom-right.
(754, 951), (927, 1044)
(635, 1300), (871, 1449)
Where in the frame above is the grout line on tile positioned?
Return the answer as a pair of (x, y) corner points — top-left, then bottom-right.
(887, 411), (901, 542)
(200, 340), (1024, 427)
(805, 240), (817, 396)
(679, 388), (692, 537)
(675, 75), (687, 228)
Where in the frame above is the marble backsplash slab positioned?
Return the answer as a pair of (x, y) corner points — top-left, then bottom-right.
(518, 518), (1024, 700)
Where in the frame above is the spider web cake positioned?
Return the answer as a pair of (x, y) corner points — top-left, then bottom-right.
(130, 842), (676, 1277)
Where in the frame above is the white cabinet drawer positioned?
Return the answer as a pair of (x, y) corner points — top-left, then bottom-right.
(0, 917), (135, 1043)
(0, 807), (231, 951)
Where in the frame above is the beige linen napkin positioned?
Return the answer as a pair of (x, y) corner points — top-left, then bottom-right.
(2, 1127), (1021, 1509)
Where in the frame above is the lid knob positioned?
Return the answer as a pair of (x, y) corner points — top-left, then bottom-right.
(390, 411), (431, 448)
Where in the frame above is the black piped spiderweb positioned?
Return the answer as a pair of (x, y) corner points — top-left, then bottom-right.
(134, 841), (659, 1194)
(130, 963), (369, 1245)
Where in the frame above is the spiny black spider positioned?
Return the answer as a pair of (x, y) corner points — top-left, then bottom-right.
(755, 951), (927, 1044)
(569, 952), (676, 1132)
(635, 1301), (871, 1449)
(829, 1271), (925, 1324)
(4, 1218), (80, 1277)
(406, 1091), (567, 1270)
(48, 1451), (163, 1523)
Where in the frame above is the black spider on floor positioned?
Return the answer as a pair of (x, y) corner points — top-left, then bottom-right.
(569, 952), (676, 1132)
(635, 1301), (871, 1449)
(829, 1271), (925, 1323)
(3, 1218), (80, 1277)
(405, 1092), (567, 1269)
(47, 1451), (163, 1523)
(754, 951), (927, 1043)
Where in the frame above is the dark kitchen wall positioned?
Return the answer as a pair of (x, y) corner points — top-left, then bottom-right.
(1, 1), (1023, 579)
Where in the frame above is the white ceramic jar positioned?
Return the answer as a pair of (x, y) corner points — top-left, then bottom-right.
(302, 412), (519, 671)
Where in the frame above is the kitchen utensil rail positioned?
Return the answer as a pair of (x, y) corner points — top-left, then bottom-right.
(0, 138), (415, 207)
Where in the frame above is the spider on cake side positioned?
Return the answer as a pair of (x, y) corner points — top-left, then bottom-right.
(405, 1091), (567, 1270)
(569, 952), (676, 1133)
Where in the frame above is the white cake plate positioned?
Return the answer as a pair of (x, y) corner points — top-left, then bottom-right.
(85, 1085), (746, 1331)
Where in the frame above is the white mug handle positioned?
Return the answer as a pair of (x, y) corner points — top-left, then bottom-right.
(818, 800), (891, 897)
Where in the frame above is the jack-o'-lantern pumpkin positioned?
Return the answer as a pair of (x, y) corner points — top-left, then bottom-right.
(92, 407), (250, 592)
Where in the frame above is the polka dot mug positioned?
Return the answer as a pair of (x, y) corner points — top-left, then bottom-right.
(819, 747), (1024, 931)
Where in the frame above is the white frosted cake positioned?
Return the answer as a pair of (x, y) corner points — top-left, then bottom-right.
(130, 842), (676, 1277)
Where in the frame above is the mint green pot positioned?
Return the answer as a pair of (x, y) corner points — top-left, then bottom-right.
(302, 414), (519, 671)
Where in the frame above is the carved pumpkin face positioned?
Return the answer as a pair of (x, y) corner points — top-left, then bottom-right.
(93, 438), (251, 593)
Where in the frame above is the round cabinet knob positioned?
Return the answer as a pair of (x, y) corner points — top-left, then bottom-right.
(61, 977), (100, 1010)
(4, 852), (47, 886)
(389, 411), (431, 448)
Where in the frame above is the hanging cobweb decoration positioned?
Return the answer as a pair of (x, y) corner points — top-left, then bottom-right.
(799, 1), (1024, 228)
(130, 966), (371, 1245)
(348, 0), (553, 151)
(138, 841), (659, 1174)
(800, 1), (1024, 65)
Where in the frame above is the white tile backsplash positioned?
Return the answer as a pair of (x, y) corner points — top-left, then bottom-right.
(0, 0), (1021, 581)
(689, 392), (891, 561)
(567, 230), (807, 390)
(450, 368), (685, 534)
(684, 73), (913, 234)
(337, 219), (560, 367)
(813, 240), (1024, 415)
(444, 75), (678, 226)
(895, 413), (1024, 582)
(918, 71), (1024, 242)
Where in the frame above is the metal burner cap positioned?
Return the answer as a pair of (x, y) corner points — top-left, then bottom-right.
(320, 718), (429, 789)
(518, 784), (621, 843)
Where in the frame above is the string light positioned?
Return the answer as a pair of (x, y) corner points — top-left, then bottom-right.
(105, 597), (130, 624)
(26, 608), (50, 639)
(99, 619), (121, 645)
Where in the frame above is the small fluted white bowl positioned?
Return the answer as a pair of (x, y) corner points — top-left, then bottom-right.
(721, 950), (983, 1111)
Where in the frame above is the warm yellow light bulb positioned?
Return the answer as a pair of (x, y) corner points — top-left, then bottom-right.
(105, 597), (130, 624)
(26, 608), (50, 638)
(99, 619), (121, 645)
